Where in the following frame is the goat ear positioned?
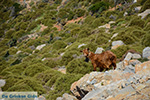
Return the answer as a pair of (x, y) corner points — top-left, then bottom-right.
(87, 48), (90, 51)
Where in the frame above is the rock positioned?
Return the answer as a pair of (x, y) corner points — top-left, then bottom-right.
(55, 37), (62, 40)
(123, 12), (128, 16)
(111, 40), (124, 49)
(124, 65), (135, 73)
(134, 6), (141, 12)
(109, 15), (116, 20)
(138, 9), (150, 19)
(56, 97), (62, 100)
(135, 84), (146, 91)
(111, 33), (118, 39)
(57, 66), (66, 74)
(16, 50), (22, 54)
(0, 80), (6, 87)
(124, 52), (132, 61)
(36, 44), (46, 50)
(29, 45), (35, 50)
(133, 0), (137, 3)
(114, 85), (136, 99)
(42, 58), (46, 61)
(142, 47), (150, 59)
(132, 53), (141, 59)
(78, 43), (86, 48)
(108, 21), (115, 25)
(95, 47), (104, 54)
(116, 61), (125, 71)
(62, 93), (77, 100)
(38, 95), (46, 100)
(129, 60), (141, 66)
(135, 61), (150, 75)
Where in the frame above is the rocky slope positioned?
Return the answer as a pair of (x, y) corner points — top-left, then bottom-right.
(57, 45), (150, 100)
(0, 0), (150, 100)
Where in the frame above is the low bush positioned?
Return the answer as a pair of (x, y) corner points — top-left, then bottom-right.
(66, 58), (93, 74)
(34, 69), (62, 86)
(89, 1), (109, 13)
(9, 77), (46, 94)
(129, 16), (145, 28)
(23, 63), (49, 77)
(60, 50), (79, 65)
(142, 32), (150, 47)
(47, 73), (82, 100)
(111, 45), (130, 58)
(140, 0), (150, 12)
(52, 40), (67, 50)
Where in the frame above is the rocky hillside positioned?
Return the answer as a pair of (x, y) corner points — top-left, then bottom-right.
(0, 0), (150, 100)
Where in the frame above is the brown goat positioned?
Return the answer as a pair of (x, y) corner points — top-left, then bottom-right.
(81, 48), (117, 71)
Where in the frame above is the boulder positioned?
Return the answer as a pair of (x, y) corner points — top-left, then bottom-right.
(62, 93), (77, 100)
(0, 79), (6, 88)
(36, 44), (46, 50)
(135, 61), (150, 75)
(95, 47), (104, 54)
(132, 53), (141, 59)
(129, 60), (141, 66)
(142, 47), (150, 59)
(123, 65), (135, 73)
(138, 9), (150, 19)
(111, 40), (124, 49)
(124, 52), (132, 61)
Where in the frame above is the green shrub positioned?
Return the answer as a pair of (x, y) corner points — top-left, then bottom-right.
(142, 32), (150, 46)
(144, 23), (150, 31)
(75, 9), (85, 17)
(52, 40), (67, 50)
(111, 45), (130, 58)
(13, 29), (25, 39)
(78, 28), (92, 38)
(1, 62), (28, 76)
(129, 16), (145, 28)
(7, 83), (33, 91)
(84, 16), (95, 25)
(47, 73), (82, 100)
(91, 17), (106, 28)
(11, 77), (46, 94)
(89, 1), (109, 13)
(66, 59), (93, 74)
(70, 27), (81, 37)
(20, 22), (29, 30)
(140, 0), (150, 12)
(23, 63), (49, 77)
(2, 75), (23, 91)
(60, 50), (79, 65)
(5, 29), (15, 39)
(44, 59), (58, 68)
(95, 32), (111, 45)
(34, 69), (62, 86)
(8, 47), (18, 55)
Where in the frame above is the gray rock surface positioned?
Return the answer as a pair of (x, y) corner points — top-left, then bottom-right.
(95, 47), (104, 54)
(36, 44), (46, 50)
(0, 80), (6, 88)
(112, 40), (124, 46)
(142, 47), (150, 58)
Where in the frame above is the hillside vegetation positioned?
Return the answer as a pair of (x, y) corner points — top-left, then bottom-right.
(0, 0), (150, 99)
